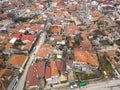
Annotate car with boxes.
[69,82,78,89]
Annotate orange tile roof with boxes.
[52,8,61,13]
[5,43,12,48]
[8,54,27,67]
[0,13,7,18]
[23,41,32,50]
[74,48,99,66]
[105,50,116,56]
[29,24,41,31]
[50,61,58,76]
[87,52,99,66]
[68,5,76,12]
[90,11,101,17]
[54,35,62,41]
[50,26,62,33]
[74,49,88,63]
[36,44,53,57]
[17,23,27,30]
[64,28,80,34]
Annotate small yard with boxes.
[3,55,9,61]
[75,72,97,80]
[99,40,110,46]
[98,53,114,78]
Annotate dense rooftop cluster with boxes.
[0,0,120,90]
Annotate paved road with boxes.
[14,32,46,90]
[77,79,120,90]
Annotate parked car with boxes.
[69,82,78,89]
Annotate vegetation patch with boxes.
[99,40,110,46]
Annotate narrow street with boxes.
[78,79,120,90]
[14,32,46,90]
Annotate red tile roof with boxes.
[21,34,36,42]
[26,65,38,86]
[37,61,45,77]
[55,60,66,72]
[26,61,45,86]
[45,66,51,79]
[13,32,22,38]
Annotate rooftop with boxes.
[21,34,36,42]
[74,48,99,66]
[50,26,62,33]
[26,61,45,86]
[8,54,28,67]
[36,44,53,57]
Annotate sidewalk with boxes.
[45,82,69,90]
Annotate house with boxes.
[21,34,36,43]
[29,24,42,34]
[105,50,116,57]
[8,54,28,72]
[73,48,99,69]
[45,66,52,85]
[67,5,77,13]
[50,61,59,84]
[50,26,62,34]
[36,44,53,59]
[0,68,14,90]
[21,34,36,52]
[90,11,101,21]
[13,31,22,38]
[26,61,45,89]
[22,41,33,52]
[55,60,66,72]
